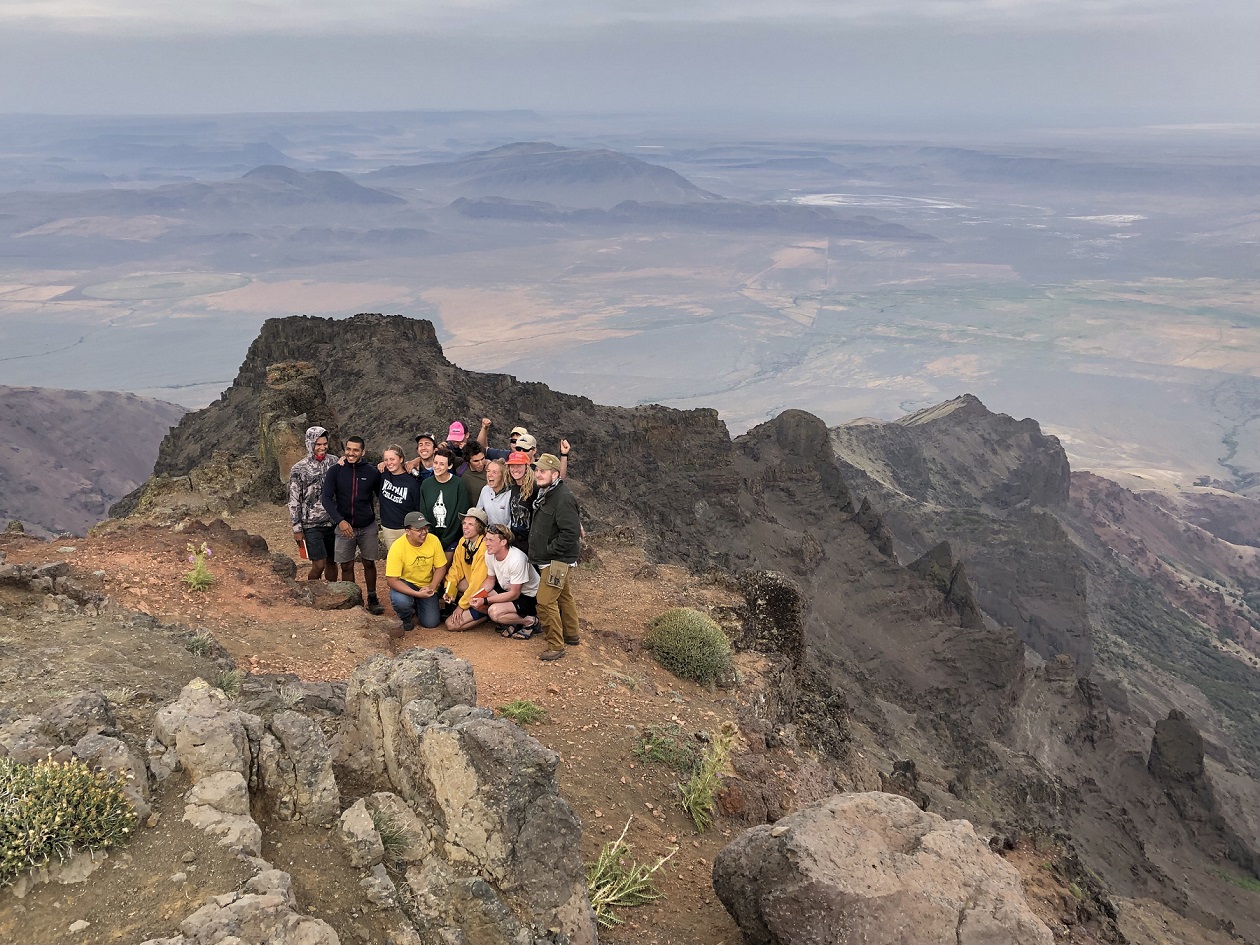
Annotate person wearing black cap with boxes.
[385,511,448,631]
[403,432,437,480]
[528,453,582,661]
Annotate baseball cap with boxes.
[462,507,488,525]
[535,453,562,472]
[448,421,466,440]
[505,451,532,466]
[415,432,435,444]
[510,426,529,437]
[514,433,537,450]
[403,511,430,528]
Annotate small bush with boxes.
[498,699,545,725]
[0,756,137,882]
[215,669,243,699]
[643,608,732,686]
[183,542,215,592]
[186,630,215,657]
[371,808,410,867]
[586,818,675,928]
[634,724,697,772]
[679,723,735,832]
[1215,868,1260,893]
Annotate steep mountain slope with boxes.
[121,313,1260,941]
[0,385,186,535]
[831,396,1260,769]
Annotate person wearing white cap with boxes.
[478,417,530,460]
[443,508,490,632]
[477,417,570,478]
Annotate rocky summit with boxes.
[4,311,1260,945]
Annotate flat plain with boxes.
[0,114,1257,494]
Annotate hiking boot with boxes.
[400,618,414,633]
[366,596,384,616]
[538,648,566,662]
[563,636,581,647]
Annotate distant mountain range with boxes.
[368,141,721,208]
[4,165,402,221]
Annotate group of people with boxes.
[288,419,581,661]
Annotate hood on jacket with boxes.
[305,426,329,460]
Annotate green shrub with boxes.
[371,808,410,867]
[1,756,137,883]
[215,669,243,699]
[498,699,545,725]
[643,608,732,685]
[679,723,735,832]
[586,818,675,928]
[634,723,697,772]
[183,542,215,592]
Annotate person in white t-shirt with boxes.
[478,523,541,639]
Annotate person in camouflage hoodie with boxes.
[289,426,338,581]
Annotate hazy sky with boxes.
[1,0,1257,127]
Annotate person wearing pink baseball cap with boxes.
[443,420,472,466]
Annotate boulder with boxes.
[339,798,385,868]
[139,869,337,945]
[305,580,363,610]
[256,710,340,826]
[333,649,476,780]
[713,791,1054,945]
[183,771,262,856]
[335,649,597,945]
[73,733,152,822]
[366,792,433,864]
[150,680,254,782]
[0,691,118,764]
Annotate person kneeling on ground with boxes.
[443,508,489,632]
[478,524,541,639]
[385,512,448,632]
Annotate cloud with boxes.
[4,0,1255,36]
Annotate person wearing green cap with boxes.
[528,452,582,661]
[385,511,448,632]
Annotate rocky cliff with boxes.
[118,312,1260,942]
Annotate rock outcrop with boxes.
[712,791,1054,945]
[333,649,598,945]
[149,678,341,850]
[830,395,1092,672]
[0,690,152,821]
[139,868,338,945]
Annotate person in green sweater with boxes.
[420,447,470,553]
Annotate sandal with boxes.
[497,624,513,638]
[508,618,538,640]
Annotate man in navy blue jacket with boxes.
[321,435,384,614]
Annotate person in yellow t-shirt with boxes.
[385,512,448,631]
[443,508,489,633]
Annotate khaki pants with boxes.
[379,527,406,559]
[535,565,580,650]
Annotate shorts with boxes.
[379,526,406,558]
[334,524,381,564]
[511,594,537,618]
[303,525,337,562]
